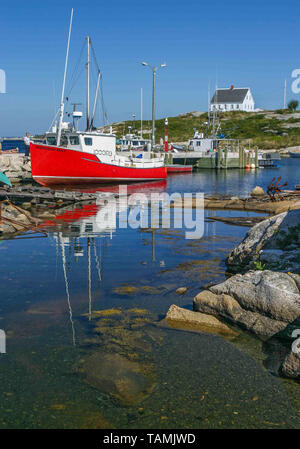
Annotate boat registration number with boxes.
[94,149,113,157]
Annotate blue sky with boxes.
[0,0,299,136]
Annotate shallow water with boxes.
[0,161,300,429]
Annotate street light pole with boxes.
[141,62,166,150]
[152,67,156,148]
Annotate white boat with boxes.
[118,133,151,151]
[188,131,217,152]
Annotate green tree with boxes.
[288,100,299,111]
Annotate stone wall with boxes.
[0,154,32,182]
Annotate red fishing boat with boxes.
[166,164,193,174]
[30,11,166,187]
[30,135,166,186]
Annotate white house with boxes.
[210,85,255,112]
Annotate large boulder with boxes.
[164,304,236,336]
[194,290,287,338]
[194,270,300,338]
[226,210,300,273]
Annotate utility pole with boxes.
[151,67,156,148]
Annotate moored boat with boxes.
[289,152,300,158]
[166,164,193,173]
[30,11,166,187]
[30,135,166,186]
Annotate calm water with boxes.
[166,158,299,196]
[0,159,299,429]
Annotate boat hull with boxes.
[30,143,167,186]
[166,164,193,173]
[289,152,300,158]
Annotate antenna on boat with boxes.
[57,8,73,147]
[86,36,91,131]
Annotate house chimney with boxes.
[230,85,234,90]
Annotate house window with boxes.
[231,104,234,109]
[84,137,93,146]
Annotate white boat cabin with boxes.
[45,131,116,155]
[188,131,217,152]
[43,131,164,168]
[119,133,150,151]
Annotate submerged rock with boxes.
[78,352,155,405]
[164,304,237,336]
[113,285,139,295]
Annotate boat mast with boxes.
[57,8,73,146]
[90,69,101,129]
[140,87,143,138]
[86,36,91,131]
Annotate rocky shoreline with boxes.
[0,154,32,183]
[166,207,300,380]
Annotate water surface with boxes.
[0,161,300,429]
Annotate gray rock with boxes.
[227,210,300,273]
[194,270,300,339]
[226,212,287,271]
[281,351,300,379]
[194,289,288,338]
[209,270,300,323]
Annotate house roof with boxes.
[211,88,249,104]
